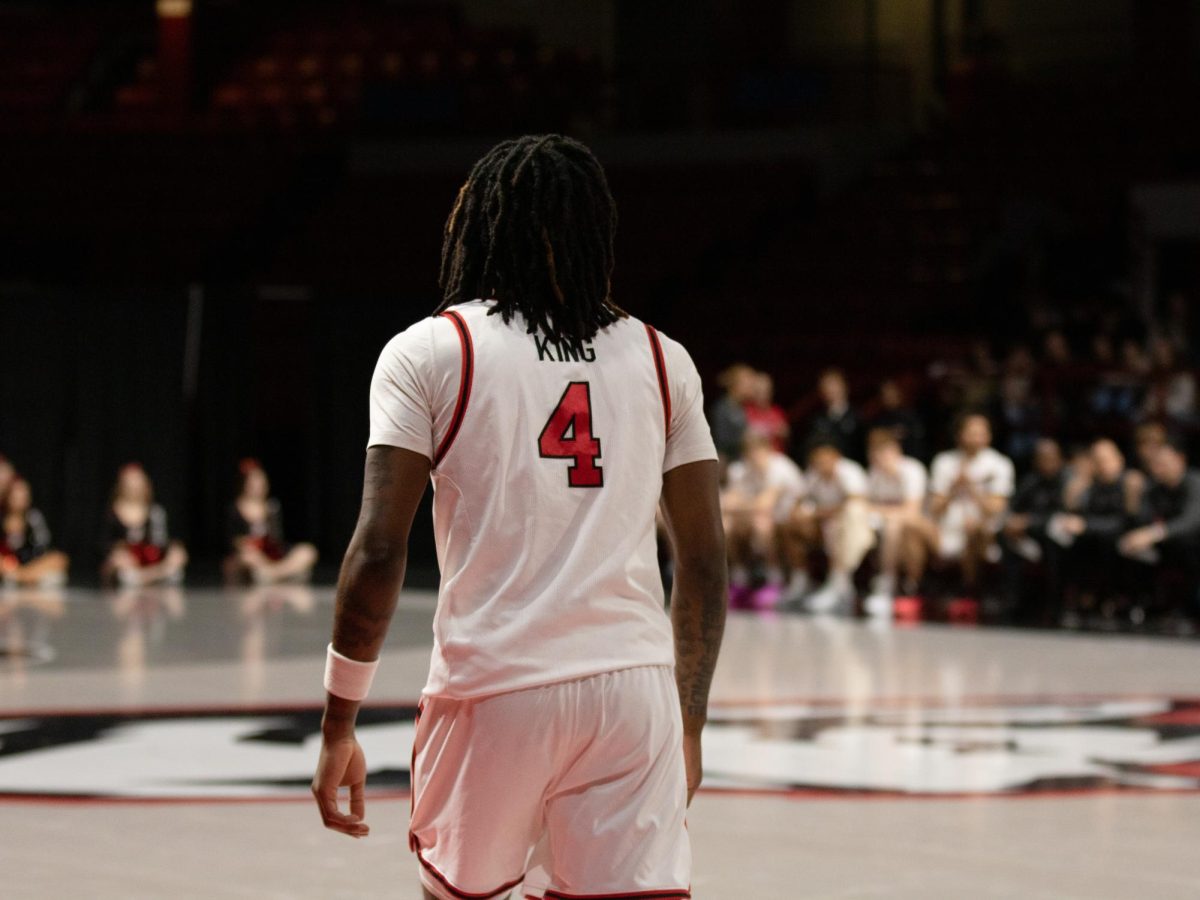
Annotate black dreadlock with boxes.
[435,134,625,348]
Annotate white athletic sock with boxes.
[872,572,896,595]
[829,570,852,593]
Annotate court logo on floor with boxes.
[1,697,1199,800]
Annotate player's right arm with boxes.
[660,458,727,806]
[313,445,430,838]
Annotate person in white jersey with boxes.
[901,413,1014,599]
[863,428,928,617]
[783,440,872,613]
[311,135,727,900]
[721,431,806,607]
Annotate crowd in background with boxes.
[0,456,317,589]
[710,298,1200,634]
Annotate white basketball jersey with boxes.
[368,299,717,699]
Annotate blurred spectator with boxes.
[1133,421,1169,474]
[804,368,861,461]
[1142,336,1196,428]
[1041,329,1073,369]
[1049,439,1144,624]
[721,433,805,608]
[709,363,756,465]
[224,459,318,584]
[995,366,1042,471]
[783,441,872,612]
[1,477,69,587]
[1162,291,1194,362]
[743,371,789,452]
[0,455,13,507]
[867,378,926,461]
[1001,438,1065,618]
[1090,339,1147,423]
[1120,439,1200,623]
[863,429,927,617]
[902,413,1015,599]
[102,463,188,586]
[960,340,1000,411]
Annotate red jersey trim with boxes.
[434,310,474,466]
[416,848,524,899]
[644,324,671,438]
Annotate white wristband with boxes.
[323,643,380,701]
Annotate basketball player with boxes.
[312,135,727,900]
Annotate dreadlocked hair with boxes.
[435,134,625,350]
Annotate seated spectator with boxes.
[0,477,69,587]
[863,429,928,616]
[1000,438,1066,621]
[1143,337,1197,428]
[721,433,805,608]
[101,463,188,586]
[901,413,1015,601]
[868,378,926,461]
[1119,438,1200,624]
[224,459,318,584]
[709,363,756,466]
[804,368,861,461]
[1005,438,1066,556]
[0,455,13,506]
[1047,438,1144,624]
[743,371,789,452]
[783,441,872,613]
[1133,420,1169,474]
[995,368,1042,472]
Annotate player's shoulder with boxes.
[378,306,474,364]
[901,455,928,474]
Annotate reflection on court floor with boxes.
[3,586,1200,898]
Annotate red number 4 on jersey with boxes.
[538,382,603,488]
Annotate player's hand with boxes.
[312,734,369,838]
[683,731,703,807]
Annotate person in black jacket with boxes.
[804,368,862,462]
[1119,438,1200,622]
[1052,439,1144,621]
[1000,438,1065,621]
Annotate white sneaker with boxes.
[780,574,811,607]
[805,580,852,614]
[864,592,893,618]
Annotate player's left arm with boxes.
[313,445,430,838]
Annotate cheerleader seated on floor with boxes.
[223,458,317,585]
[1,476,69,587]
[101,463,188,587]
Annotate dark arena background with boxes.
[1,2,1200,898]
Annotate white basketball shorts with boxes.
[409,664,692,900]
